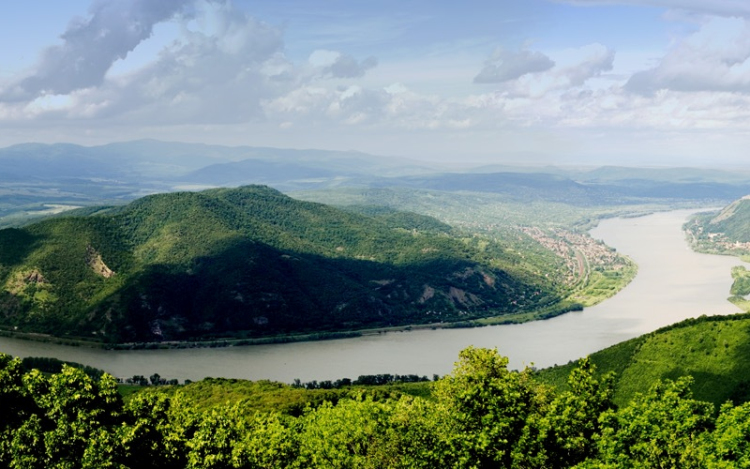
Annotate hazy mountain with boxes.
[579,166,750,184]
[0,140,438,192]
[382,170,750,205]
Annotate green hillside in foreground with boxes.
[536,313,750,407]
[8,344,750,468]
[0,185,565,343]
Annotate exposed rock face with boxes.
[449,287,483,307]
[86,245,115,278]
[419,285,436,304]
[24,270,47,284]
[6,269,48,295]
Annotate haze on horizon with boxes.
[1,0,749,169]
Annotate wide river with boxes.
[0,209,744,382]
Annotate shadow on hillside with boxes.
[725,319,750,406]
[101,238,560,343]
[0,228,41,265]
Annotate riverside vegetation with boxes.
[5,338,750,468]
[0,185,633,345]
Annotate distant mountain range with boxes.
[0,140,436,187]
[0,186,559,343]
[3,140,750,203]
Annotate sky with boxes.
[1,0,750,168]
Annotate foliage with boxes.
[20,356,106,380]
[5,347,750,467]
[591,377,713,468]
[536,313,750,407]
[432,347,541,468]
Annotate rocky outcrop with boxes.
[86,245,115,278]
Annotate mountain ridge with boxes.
[0,185,561,343]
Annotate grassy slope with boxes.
[536,313,750,407]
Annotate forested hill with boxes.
[0,185,560,343]
[537,313,750,407]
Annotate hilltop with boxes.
[0,185,568,344]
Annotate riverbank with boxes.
[0,297,611,351]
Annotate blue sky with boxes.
[1,0,750,167]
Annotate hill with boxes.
[688,196,750,243]
[684,196,750,277]
[536,313,750,407]
[0,185,566,343]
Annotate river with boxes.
[0,209,744,382]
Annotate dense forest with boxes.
[0,185,581,343]
[2,345,750,468]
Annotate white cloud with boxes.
[559,45,615,86]
[474,47,555,83]
[0,0,382,127]
[625,17,750,94]
[308,50,378,79]
[323,54,378,79]
[76,4,288,124]
[0,0,192,102]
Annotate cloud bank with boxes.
[3,0,750,166]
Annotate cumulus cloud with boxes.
[323,54,378,79]
[0,0,384,128]
[85,3,288,124]
[308,50,378,79]
[1,0,192,102]
[474,47,555,84]
[560,46,615,86]
[624,17,750,95]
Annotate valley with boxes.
[1,142,750,466]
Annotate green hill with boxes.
[536,313,750,407]
[691,196,750,241]
[0,185,565,343]
[685,196,750,267]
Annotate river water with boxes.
[0,209,743,382]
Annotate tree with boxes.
[21,366,125,468]
[295,396,393,468]
[432,347,543,468]
[705,401,750,467]
[186,404,247,469]
[513,358,615,468]
[591,377,713,468]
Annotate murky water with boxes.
[0,209,743,382]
